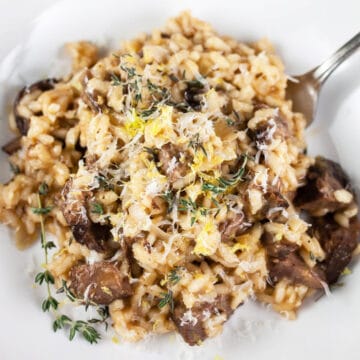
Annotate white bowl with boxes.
[0,1,359,359]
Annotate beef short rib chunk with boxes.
[295,157,353,216]
[158,143,192,182]
[249,105,291,148]
[2,136,22,155]
[260,189,289,222]
[171,294,234,346]
[13,78,58,135]
[262,231,325,288]
[219,213,250,241]
[171,302,207,346]
[60,179,114,253]
[69,261,133,305]
[183,79,208,111]
[313,215,360,284]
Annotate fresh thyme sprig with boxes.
[33,183,107,344]
[88,307,110,331]
[56,279,77,302]
[202,154,249,194]
[53,315,101,344]
[34,184,58,312]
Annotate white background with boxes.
[0,1,359,359]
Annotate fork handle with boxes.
[313,32,360,85]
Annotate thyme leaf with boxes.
[91,202,104,215]
[168,267,181,285]
[162,190,175,213]
[42,296,59,312]
[53,315,101,344]
[110,73,122,86]
[188,133,207,157]
[39,182,49,195]
[158,290,174,312]
[95,175,114,190]
[57,279,77,302]
[32,206,53,215]
[202,154,249,194]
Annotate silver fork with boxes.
[286,32,360,125]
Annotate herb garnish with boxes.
[95,175,114,190]
[53,315,101,344]
[34,184,58,312]
[226,118,235,126]
[158,290,174,312]
[110,73,122,86]
[178,198,197,226]
[139,106,158,118]
[39,182,49,195]
[162,190,176,213]
[32,206,53,215]
[202,154,249,194]
[87,307,110,331]
[91,202,104,215]
[168,267,181,285]
[57,279,77,302]
[188,133,207,157]
[33,183,107,344]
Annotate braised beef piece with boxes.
[249,106,291,148]
[183,79,209,111]
[171,294,234,346]
[2,136,22,155]
[13,78,58,135]
[295,157,353,216]
[123,237,144,278]
[219,213,250,241]
[312,216,359,284]
[171,302,207,346]
[60,179,116,253]
[158,143,192,182]
[262,231,325,288]
[261,189,289,222]
[69,261,133,305]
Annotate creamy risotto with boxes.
[1,12,359,346]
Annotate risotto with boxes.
[1,12,359,346]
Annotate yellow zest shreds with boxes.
[146,105,173,137]
[2,10,354,348]
[193,220,221,256]
[214,356,224,360]
[231,233,252,253]
[124,108,146,137]
[112,336,120,344]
